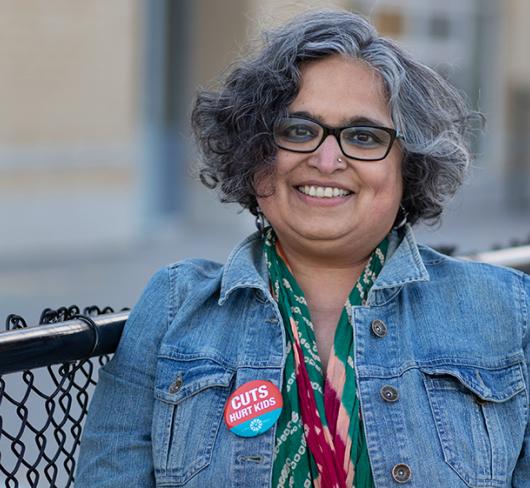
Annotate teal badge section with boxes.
[224,380,283,438]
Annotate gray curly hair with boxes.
[191,9,482,225]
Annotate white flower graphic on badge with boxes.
[250,418,263,432]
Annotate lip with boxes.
[293,180,354,193]
[292,184,354,207]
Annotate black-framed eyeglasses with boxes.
[273,115,401,162]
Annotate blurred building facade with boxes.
[0,0,529,318]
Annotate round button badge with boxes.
[224,380,283,437]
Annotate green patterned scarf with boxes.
[264,227,388,487]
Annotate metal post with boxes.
[138,0,192,234]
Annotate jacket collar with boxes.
[219,231,270,305]
[371,224,430,291]
[218,224,429,306]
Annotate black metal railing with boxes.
[466,244,530,274]
[0,306,128,488]
[0,308,128,375]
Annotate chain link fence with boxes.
[0,306,126,488]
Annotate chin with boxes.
[288,220,353,242]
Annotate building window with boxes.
[429,13,451,39]
[374,9,405,38]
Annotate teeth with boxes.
[297,185,352,198]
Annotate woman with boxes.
[76,10,530,487]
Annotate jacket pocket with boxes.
[152,355,235,486]
[421,362,527,488]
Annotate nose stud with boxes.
[337,157,344,164]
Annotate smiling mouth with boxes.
[296,185,353,198]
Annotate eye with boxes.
[274,118,321,143]
[342,127,386,148]
[279,124,318,141]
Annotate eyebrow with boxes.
[288,110,389,128]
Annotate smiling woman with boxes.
[76,9,530,488]
[257,57,402,267]
[256,57,404,373]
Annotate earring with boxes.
[394,204,408,229]
[255,207,266,238]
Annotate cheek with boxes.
[253,165,277,197]
[360,166,401,194]
[256,193,276,222]
[372,156,402,196]
[383,168,403,197]
[256,194,282,229]
[359,168,403,217]
[255,154,298,203]
[255,175,279,215]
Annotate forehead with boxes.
[290,55,391,126]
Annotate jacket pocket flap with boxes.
[421,363,525,402]
[154,357,234,405]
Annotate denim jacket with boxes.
[76,225,530,487]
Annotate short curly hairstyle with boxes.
[191,9,482,225]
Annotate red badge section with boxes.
[224,380,283,437]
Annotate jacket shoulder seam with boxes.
[521,273,530,341]
[419,245,527,278]
[167,258,222,278]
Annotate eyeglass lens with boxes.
[274,117,394,161]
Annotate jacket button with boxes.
[392,463,412,483]
[371,319,387,337]
[380,385,399,402]
[169,376,183,394]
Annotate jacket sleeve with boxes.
[513,272,530,487]
[75,266,172,487]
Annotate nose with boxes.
[307,134,346,173]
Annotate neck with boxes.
[276,236,372,315]
[275,235,374,373]
[275,228,378,277]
